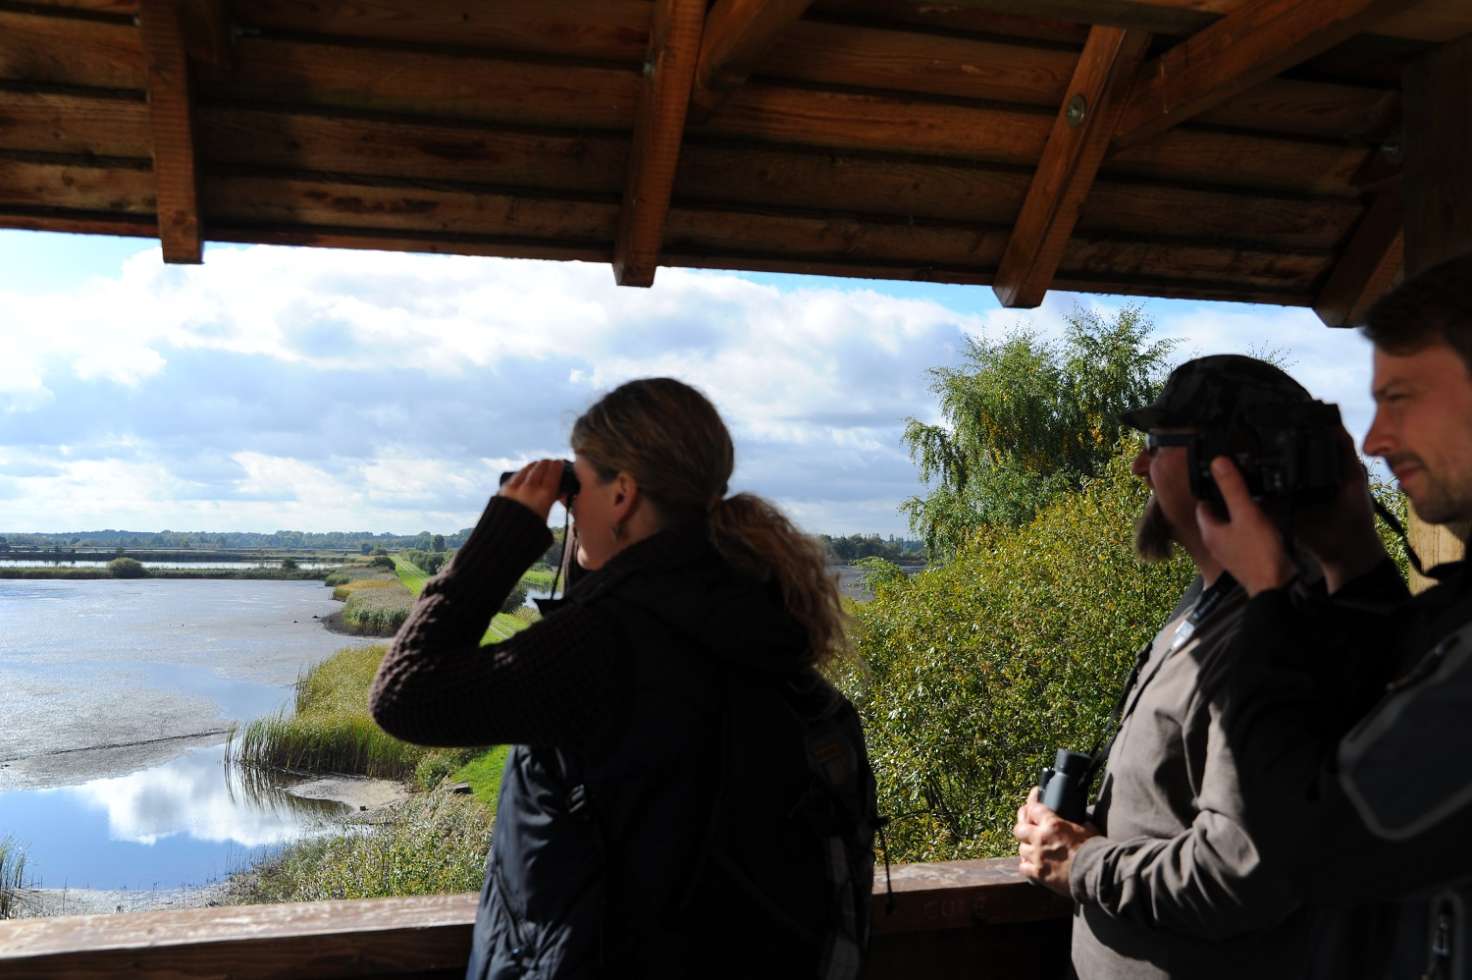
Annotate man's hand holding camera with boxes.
[1197,426,1387,596]
[1014,787,1099,896]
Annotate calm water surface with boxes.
[0,578,373,889]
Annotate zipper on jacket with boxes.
[1421,896,1458,980]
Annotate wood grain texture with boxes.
[139,0,202,262]
[995,26,1151,308]
[690,0,815,119]
[202,174,620,240]
[0,90,151,158]
[211,37,642,130]
[237,0,652,64]
[1113,0,1406,150]
[1314,189,1402,327]
[891,0,1472,45]
[0,158,154,213]
[196,107,631,192]
[614,0,705,286]
[0,9,145,90]
[696,84,1054,165]
[1403,32,1472,276]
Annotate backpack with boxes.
[678,663,879,979]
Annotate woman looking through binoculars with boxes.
[369,377,874,980]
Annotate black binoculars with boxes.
[499,462,581,499]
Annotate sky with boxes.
[0,229,1377,537]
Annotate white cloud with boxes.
[0,244,1385,535]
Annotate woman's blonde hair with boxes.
[570,378,847,665]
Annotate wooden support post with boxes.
[1314,190,1403,328]
[1401,33,1472,584]
[138,0,203,263]
[1112,0,1404,151]
[689,0,815,122]
[994,26,1150,309]
[612,0,705,288]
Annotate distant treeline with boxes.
[818,534,925,565]
[0,528,474,553]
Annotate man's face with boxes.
[1365,341,1472,526]
[1131,429,1196,559]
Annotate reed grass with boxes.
[231,790,492,904]
[329,575,398,601]
[324,566,394,587]
[340,584,413,636]
[229,645,428,779]
[0,836,29,919]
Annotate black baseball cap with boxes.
[1121,354,1313,431]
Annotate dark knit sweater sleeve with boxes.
[368,496,623,749]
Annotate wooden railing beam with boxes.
[137,0,203,263]
[612,0,705,288]
[689,0,816,122]
[1112,0,1405,152]
[994,25,1150,309]
[0,858,1071,979]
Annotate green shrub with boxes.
[843,446,1192,863]
[500,583,528,614]
[413,748,478,790]
[369,555,397,571]
[107,556,147,578]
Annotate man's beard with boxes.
[1134,494,1175,563]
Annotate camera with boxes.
[1038,748,1092,824]
[1188,400,1344,515]
[499,461,580,498]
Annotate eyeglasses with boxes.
[1144,432,1194,454]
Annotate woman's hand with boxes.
[498,459,567,522]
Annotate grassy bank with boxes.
[229,645,433,780]
[231,789,492,904]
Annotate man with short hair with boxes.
[1197,251,1472,979]
[1013,355,1385,979]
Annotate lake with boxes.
[0,579,376,892]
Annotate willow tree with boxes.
[902,305,1172,559]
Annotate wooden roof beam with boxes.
[1112,0,1406,152]
[689,0,816,122]
[138,0,204,263]
[613,0,705,288]
[1314,190,1402,327]
[995,25,1150,308]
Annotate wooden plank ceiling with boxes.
[1,0,1467,323]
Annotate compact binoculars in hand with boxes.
[499,462,581,499]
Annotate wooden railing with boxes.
[0,858,1071,979]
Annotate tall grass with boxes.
[231,790,492,904]
[0,836,29,919]
[230,646,427,779]
[341,585,412,635]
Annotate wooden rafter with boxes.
[1314,190,1402,327]
[689,0,816,122]
[138,0,202,263]
[612,0,705,288]
[994,26,1150,308]
[1112,0,1405,151]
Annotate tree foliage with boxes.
[838,447,1193,863]
[901,305,1172,558]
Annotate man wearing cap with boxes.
[1013,355,1394,979]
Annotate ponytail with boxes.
[709,493,849,667]
[572,377,848,666]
